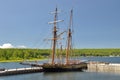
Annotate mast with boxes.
[66,9,73,65]
[51,8,57,65]
[49,8,63,65]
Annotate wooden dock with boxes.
[87,61,120,73]
[19,62,42,67]
[0,67,43,76]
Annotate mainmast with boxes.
[66,9,73,65]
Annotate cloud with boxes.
[0,43,26,48]
[0,43,13,48]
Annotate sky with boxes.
[0,0,120,49]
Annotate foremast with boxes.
[49,8,63,65]
[52,8,57,65]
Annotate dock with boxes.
[19,62,42,67]
[0,67,43,76]
[87,61,120,73]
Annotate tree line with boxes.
[73,49,120,56]
[0,49,49,61]
[0,48,120,61]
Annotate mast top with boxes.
[69,9,73,29]
[48,8,63,24]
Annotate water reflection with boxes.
[1,72,120,80]
[43,72,81,80]
[43,72,120,80]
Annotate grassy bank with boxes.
[0,58,47,63]
[0,48,120,62]
[0,48,49,62]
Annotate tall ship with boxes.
[42,8,87,72]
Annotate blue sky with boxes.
[0,0,120,48]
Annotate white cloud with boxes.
[0,43,26,48]
[0,43,14,48]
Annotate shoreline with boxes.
[1,56,120,63]
[0,58,47,63]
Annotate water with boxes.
[0,57,120,80]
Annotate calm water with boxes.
[0,57,120,80]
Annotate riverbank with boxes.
[0,48,120,59]
[0,58,47,63]
[0,48,120,63]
